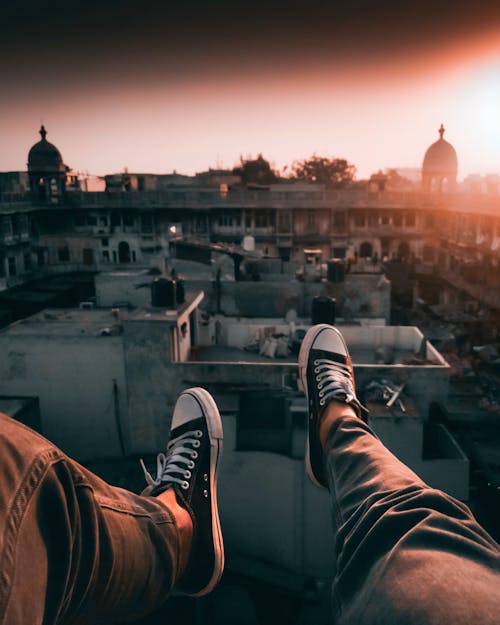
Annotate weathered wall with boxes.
[93,270,390,322]
[0,333,127,459]
[95,271,154,307]
[122,320,177,452]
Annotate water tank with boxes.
[311,296,336,325]
[151,278,176,307]
[176,279,185,304]
[327,259,345,283]
[242,235,255,252]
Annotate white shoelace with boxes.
[314,357,356,407]
[141,429,203,491]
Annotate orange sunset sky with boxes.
[1,1,500,180]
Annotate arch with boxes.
[118,241,131,263]
[398,241,410,261]
[359,241,373,258]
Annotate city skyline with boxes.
[1,1,500,180]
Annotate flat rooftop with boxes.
[0,292,204,337]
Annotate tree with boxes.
[290,155,356,187]
[233,154,278,185]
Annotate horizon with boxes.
[2,1,500,180]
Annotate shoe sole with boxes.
[298,324,350,489]
[184,387,224,597]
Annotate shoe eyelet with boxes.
[184,470,191,479]
[313,360,319,365]
[319,390,324,397]
[195,430,203,438]
[314,367,320,374]
[203,489,208,498]
[320,398,325,405]
[181,481,189,490]
[188,460,195,469]
[191,451,198,459]
[193,440,200,448]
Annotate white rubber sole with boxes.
[298,325,350,489]
[183,387,224,597]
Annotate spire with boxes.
[438,123,445,139]
[39,125,47,141]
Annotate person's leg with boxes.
[299,324,500,625]
[0,387,223,625]
[322,404,500,625]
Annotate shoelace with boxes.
[141,429,203,491]
[314,358,357,407]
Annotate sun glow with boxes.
[457,59,500,165]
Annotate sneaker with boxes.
[298,324,368,489]
[141,387,224,596]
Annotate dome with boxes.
[28,125,65,173]
[422,124,458,177]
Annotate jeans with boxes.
[0,413,182,624]
[325,416,500,624]
[1,412,499,624]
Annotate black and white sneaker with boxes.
[298,324,368,489]
[141,387,224,596]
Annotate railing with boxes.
[2,189,499,211]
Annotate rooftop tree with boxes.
[290,155,356,187]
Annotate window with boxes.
[99,216,108,227]
[82,248,94,265]
[354,214,366,227]
[101,238,109,247]
[2,218,12,237]
[111,212,121,227]
[393,214,403,227]
[102,250,110,262]
[141,214,153,233]
[57,246,70,262]
[307,212,316,229]
[334,212,346,228]
[218,215,232,227]
[87,215,97,226]
[37,250,45,267]
[11,216,21,235]
[19,215,29,234]
[24,252,32,271]
[255,213,269,228]
[278,212,291,231]
[123,213,134,227]
[8,257,16,276]
[425,214,434,228]
[381,215,390,225]
[405,212,416,227]
[245,214,252,229]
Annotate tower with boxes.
[422,124,458,192]
[27,125,67,203]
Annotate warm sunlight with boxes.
[458,60,500,163]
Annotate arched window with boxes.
[118,241,131,263]
[359,241,373,258]
[398,241,410,261]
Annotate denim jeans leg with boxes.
[324,415,500,625]
[0,413,183,625]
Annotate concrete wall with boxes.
[122,320,175,453]
[93,270,390,322]
[95,271,154,307]
[0,333,127,459]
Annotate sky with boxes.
[1,0,500,180]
